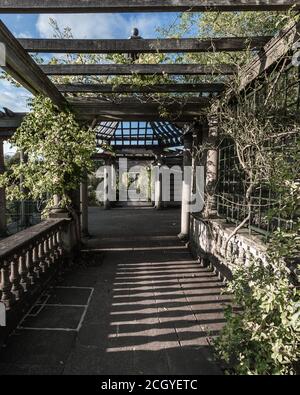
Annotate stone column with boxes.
[103,159,111,210]
[0,138,6,237]
[150,163,156,206]
[204,115,219,218]
[80,171,89,236]
[178,132,193,241]
[154,156,163,210]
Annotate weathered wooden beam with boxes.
[19,37,272,54]
[0,114,26,133]
[0,20,67,109]
[57,83,225,93]
[42,63,236,76]
[69,97,209,121]
[239,20,300,90]
[0,1,298,13]
[0,99,206,125]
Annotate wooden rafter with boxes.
[0,113,25,133]
[57,83,225,94]
[239,20,300,90]
[19,37,272,54]
[0,1,298,13]
[0,20,66,109]
[41,64,236,76]
[68,97,209,121]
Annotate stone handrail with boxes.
[189,215,268,279]
[0,218,68,310]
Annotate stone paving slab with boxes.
[0,208,226,375]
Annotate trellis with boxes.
[218,55,300,235]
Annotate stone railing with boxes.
[0,219,69,312]
[189,215,268,279]
[0,216,81,345]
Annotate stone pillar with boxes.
[204,115,219,218]
[80,171,89,236]
[0,139,6,237]
[103,160,111,210]
[150,163,156,206]
[178,132,193,241]
[154,156,163,210]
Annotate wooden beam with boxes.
[57,83,225,93]
[41,64,236,76]
[69,97,209,121]
[0,1,298,13]
[239,20,300,90]
[0,99,207,125]
[19,37,272,54]
[0,114,26,133]
[0,20,67,109]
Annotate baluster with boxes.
[0,261,14,309]
[57,229,63,257]
[26,245,35,285]
[38,239,46,273]
[245,246,252,266]
[52,232,59,261]
[220,235,226,257]
[32,242,41,279]
[19,250,29,292]
[10,255,23,300]
[43,236,51,269]
[48,232,55,265]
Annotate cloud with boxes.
[0,80,31,112]
[0,80,31,154]
[36,13,176,39]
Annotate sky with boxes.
[0,12,183,154]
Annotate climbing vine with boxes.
[0,95,96,212]
[211,53,300,375]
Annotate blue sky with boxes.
[0,12,191,154]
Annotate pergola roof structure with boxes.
[0,1,299,150]
[96,121,183,148]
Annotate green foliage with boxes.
[0,95,96,211]
[159,11,294,69]
[215,254,300,375]
[213,62,300,375]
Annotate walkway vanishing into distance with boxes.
[0,208,229,375]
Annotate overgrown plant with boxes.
[0,95,96,213]
[215,251,300,375]
[212,56,300,375]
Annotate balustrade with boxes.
[0,219,68,310]
[190,215,268,278]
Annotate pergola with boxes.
[1,0,299,135]
[0,1,299,359]
[0,1,298,233]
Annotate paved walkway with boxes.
[0,208,228,375]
